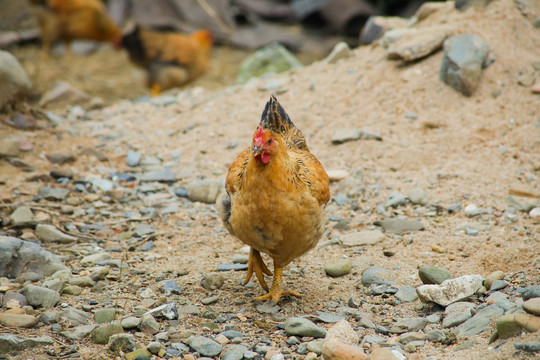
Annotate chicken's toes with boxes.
[254,289,301,304]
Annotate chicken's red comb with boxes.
[255,126,264,139]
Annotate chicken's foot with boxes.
[254,264,300,304]
[244,248,272,292]
[151,84,161,97]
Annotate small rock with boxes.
[35,224,77,244]
[0,50,32,110]
[108,333,136,353]
[521,286,540,300]
[144,302,178,320]
[385,193,408,208]
[125,348,152,360]
[45,152,76,165]
[325,259,352,277]
[395,286,418,302]
[121,316,141,329]
[217,263,248,271]
[368,346,399,360]
[321,338,366,360]
[201,273,225,290]
[323,42,351,64]
[453,304,503,338]
[62,308,92,326]
[60,324,99,340]
[0,312,38,328]
[21,285,60,308]
[484,271,505,290]
[523,298,540,316]
[514,342,540,353]
[147,341,164,354]
[418,265,452,285]
[326,169,349,181]
[424,329,447,343]
[374,218,424,234]
[39,311,60,325]
[0,335,54,353]
[325,319,358,345]
[0,138,20,157]
[91,322,123,344]
[126,151,141,167]
[188,335,222,357]
[408,187,428,205]
[389,318,428,334]
[140,168,177,183]
[187,179,223,203]
[39,81,89,107]
[38,186,70,201]
[387,26,455,62]
[361,266,391,287]
[416,274,483,306]
[440,34,490,96]
[442,302,475,328]
[160,280,183,295]
[81,252,111,266]
[490,280,508,291]
[331,129,382,144]
[9,206,34,226]
[221,345,247,360]
[94,308,116,324]
[140,314,160,335]
[284,317,327,338]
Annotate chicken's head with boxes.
[252,126,278,164]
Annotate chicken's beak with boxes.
[252,145,262,155]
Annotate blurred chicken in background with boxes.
[120,26,213,95]
[30,0,121,56]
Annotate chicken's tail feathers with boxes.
[260,95,309,151]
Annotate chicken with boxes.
[120,26,213,95]
[31,0,121,55]
[217,95,330,303]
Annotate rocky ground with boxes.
[1,0,540,359]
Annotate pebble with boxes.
[45,152,76,165]
[442,302,475,328]
[424,329,447,343]
[217,263,248,271]
[121,316,141,329]
[490,280,508,291]
[221,330,243,340]
[523,298,540,316]
[140,315,160,335]
[416,274,483,306]
[94,308,116,324]
[201,273,225,290]
[221,345,247,360]
[9,206,34,226]
[127,151,141,167]
[177,305,200,315]
[160,280,183,295]
[39,311,61,324]
[326,169,349,181]
[341,230,385,247]
[496,313,540,339]
[316,311,344,323]
[38,186,70,201]
[0,312,39,328]
[361,266,392,287]
[188,335,222,357]
[60,324,99,340]
[81,252,111,265]
[331,129,382,144]
[321,338,366,360]
[385,193,408,209]
[418,265,453,285]
[324,259,352,277]
[389,317,428,334]
[147,341,164,354]
[21,285,60,309]
[387,25,454,62]
[484,270,505,290]
[521,285,540,300]
[374,218,425,234]
[514,342,540,352]
[368,346,399,360]
[133,224,154,237]
[125,348,152,360]
[323,42,351,64]
[232,254,249,264]
[464,204,489,217]
[91,178,114,192]
[91,322,124,344]
[395,286,418,302]
[202,295,220,305]
[284,317,327,338]
[62,307,92,326]
[453,304,503,338]
[108,333,136,353]
[186,179,224,203]
[408,187,428,205]
[140,168,177,183]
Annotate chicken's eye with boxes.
[267,139,273,145]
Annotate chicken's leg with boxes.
[244,248,272,291]
[151,84,161,97]
[254,264,300,304]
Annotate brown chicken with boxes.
[31,0,121,55]
[120,26,213,95]
[217,95,330,303]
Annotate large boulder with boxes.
[0,51,31,110]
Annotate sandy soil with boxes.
[1,0,539,359]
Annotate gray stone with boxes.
[455,0,495,11]
[0,335,53,354]
[395,286,418,302]
[108,333,136,353]
[177,304,200,315]
[140,314,160,335]
[331,129,382,144]
[160,280,183,295]
[416,274,483,306]
[21,285,60,308]
[340,230,385,247]
[387,26,455,62]
[201,273,225,290]
[147,341,164,354]
[68,276,94,287]
[81,252,111,266]
[45,152,76,165]
[521,286,540,300]
[94,308,116,324]
[38,186,70,201]
[60,324,99,340]
[121,316,140,329]
[187,179,223,203]
[127,151,141,167]
[418,265,452,285]
[0,50,31,110]
[324,259,352,277]
[39,81,89,107]
[144,302,178,320]
[39,311,61,325]
[217,263,248,271]
[0,236,66,281]
[484,270,505,290]
[424,329,447,343]
[188,335,223,357]
[325,319,358,345]
[497,313,540,339]
[440,34,490,96]
[284,317,327,338]
[323,42,351,64]
[62,308,92,327]
[0,138,20,157]
[0,313,38,328]
[221,330,243,339]
[374,218,425,234]
[236,43,303,84]
[385,193,408,208]
[221,345,247,360]
[453,304,503,337]
[514,342,540,352]
[316,311,344,323]
[490,280,508,291]
[35,224,77,244]
[91,322,123,344]
[361,266,391,287]
[140,168,177,183]
[464,204,490,217]
[426,314,442,324]
[307,339,324,354]
[442,302,475,328]
[389,317,428,334]
[9,206,34,226]
[133,224,154,237]
[399,331,424,344]
[2,291,27,308]
[363,335,387,344]
[523,298,540,316]
[91,178,113,192]
[408,187,428,205]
